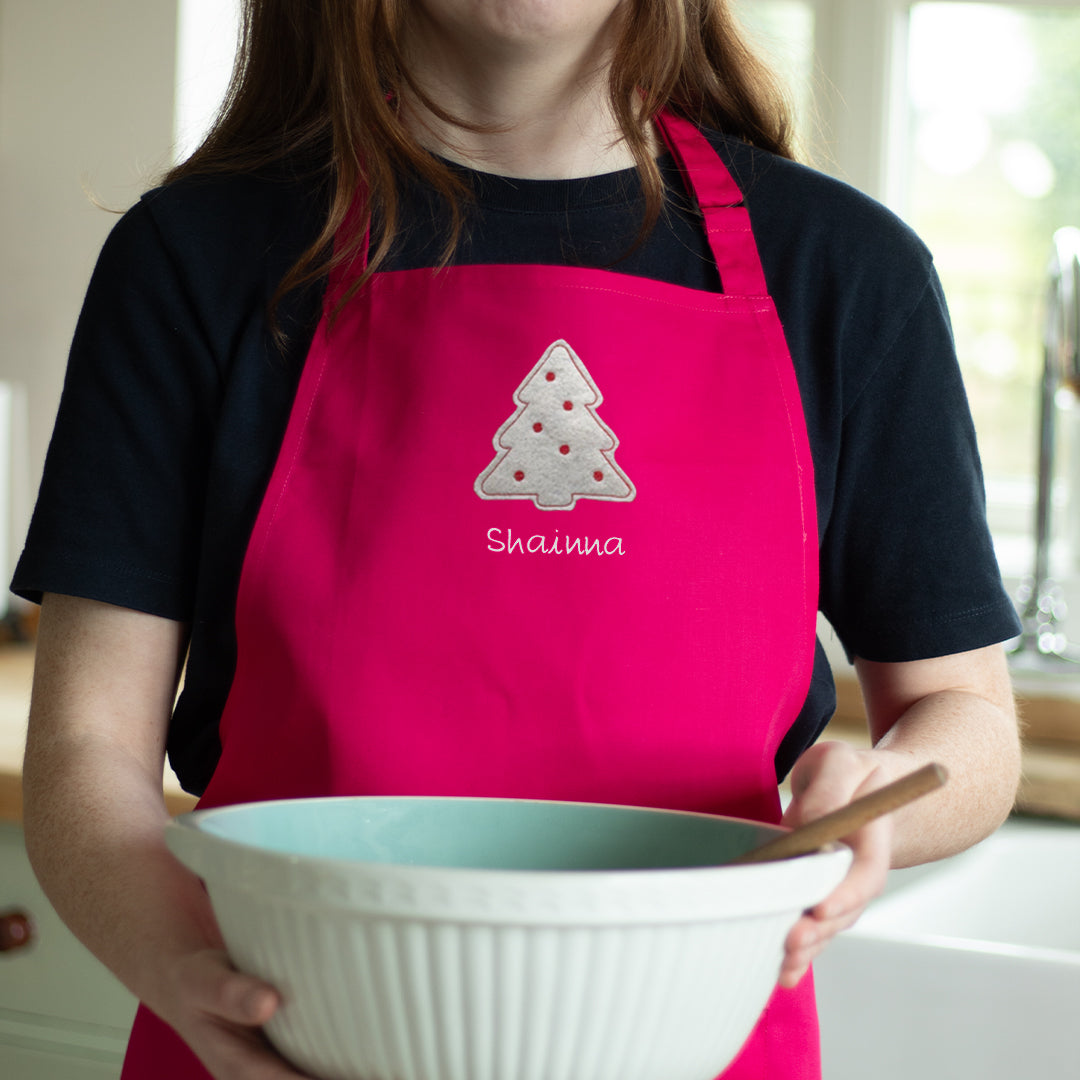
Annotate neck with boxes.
[400,6,656,179]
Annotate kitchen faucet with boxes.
[1010,226,1080,668]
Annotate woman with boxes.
[17,1,1021,1078]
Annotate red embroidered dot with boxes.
[559,445,570,455]
[594,471,604,481]
[514,470,525,482]
[545,372,556,382]
[533,422,543,432]
[563,400,573,411]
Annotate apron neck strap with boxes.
[654,109,769,296]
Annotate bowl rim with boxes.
[165,795,854,924]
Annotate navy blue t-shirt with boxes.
[12,131,1021,794]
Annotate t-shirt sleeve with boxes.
[12,200,222,619]
[819,266,1021,662]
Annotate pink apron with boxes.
[125,111,821,1079]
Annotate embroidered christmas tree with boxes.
[475,339,635,510]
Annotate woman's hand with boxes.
[161,949,314,1079]
[777,740,893,988]
[776,644,1021,989]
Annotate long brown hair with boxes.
[165,0,795,337]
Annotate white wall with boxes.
[0,0,179,498]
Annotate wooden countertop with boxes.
[2,644,1079,823]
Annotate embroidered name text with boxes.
[486,527,626,556]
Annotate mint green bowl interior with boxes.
[188,796,781,871]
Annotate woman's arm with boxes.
[22,593,309,1079]
[855,643,1021,863]
[778,643,1020,987]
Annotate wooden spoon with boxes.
[731,762,948,865]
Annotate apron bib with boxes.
[125,111,821,1080]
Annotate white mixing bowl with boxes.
[165,796,851,1080]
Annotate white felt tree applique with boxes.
[475,339,636,510]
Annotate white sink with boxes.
[813,818,1080,1080]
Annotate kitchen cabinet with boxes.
[0,822,136,1079]
[815,817,1079,1079]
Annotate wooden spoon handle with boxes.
[732,762,949,865]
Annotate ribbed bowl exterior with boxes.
[211,886,791,1080]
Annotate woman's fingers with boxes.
[175,949,281,1025]
[778,819,891,987]
[810,812,892,920]
[777,742,898,987]
[167,949,314,1078]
